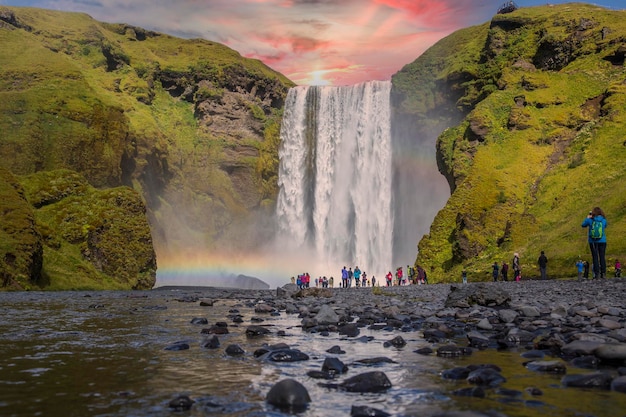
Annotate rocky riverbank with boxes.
[164,278,626,416]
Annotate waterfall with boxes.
[276,81,393,279]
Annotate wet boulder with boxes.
[164,341,190,351]
[322,357,348,375]
[383,336,406,348]
[262,349,310,362]
[245,325,271,337]
[225,344,245,356]
[561,372,613,389]
[340,371,392,393]
[466,368,506,387]
[525,360,567,374]
[201,335,220,349]
[610,375,626,393]
[266,379,311,412]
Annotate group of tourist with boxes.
[473,206,614,283]
[291,208,614,287]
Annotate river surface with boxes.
[1,289,625,417]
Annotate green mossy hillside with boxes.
[393,4,626,282]
[0,168,156,291]
[0,6,294,276]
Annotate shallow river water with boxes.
[0,289,625,417]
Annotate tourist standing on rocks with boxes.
[492,262,500,282]
[538,251,548,280]
[501,261,509,281]
[354,266,361,287]
[385,271,392,286]
[341,267,348,288]
[582,207,608,279]
[348,268,353,287]
[614,260,621,277]
[576,258,584,281]
[461,270,467,284]
[371,275,376,287]
[329,276,334,288]
[583,260,590,279]
[513,253,521,281]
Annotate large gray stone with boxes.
[594,343,626,361]
[445,284,511,308]
[315,304,340,325]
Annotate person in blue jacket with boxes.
[582,207,608,279]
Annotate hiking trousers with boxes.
[589,241,607,278]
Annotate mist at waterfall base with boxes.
[155,80,449,289]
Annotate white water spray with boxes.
[276,81,393,279]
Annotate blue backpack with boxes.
[590,219,603,240]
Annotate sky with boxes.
[1,0,624,85]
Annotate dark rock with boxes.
[199,299,214,306]
[353,357,396,365]
[384,336,406,348]
[442,367,471,380]
[263,349,310,362]
[168,395,195,411]
[225,344,245,356]
[437,345,472,357]
[164,341,190,351]
[266,379,311,412]
[467,331,491,348]
[466,368,506,387]
[339,323,360,337]
[520,350,545,359]
[326,345,346,354]
[322,357,348,375]
[570,355,599,369]
[340,371,392,393]
[525,360,567,374]
[201,324,229,335]
[414,347,434,355]
[561,372,613,389]
[307,370,335,380]
[245,325,270,337]
[190,317,208,325]
[201,335,220,349]
[610,375,626,393]
[351,405,392,417]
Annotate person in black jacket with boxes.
[538,251,548,280]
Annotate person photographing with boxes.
[582,207,608,279]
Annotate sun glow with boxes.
[307,69,332,86]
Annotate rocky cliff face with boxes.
[392,4,626,281]
[0,7,294,289]
[0,168,43,290]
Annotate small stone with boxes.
[525,360,567,374]
[225,344,245,356]
[168,395,194,411]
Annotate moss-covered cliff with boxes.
[0,6,294,289]
[393,3,626,282]
[1,168,155,290]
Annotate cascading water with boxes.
[276,81,393,279]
